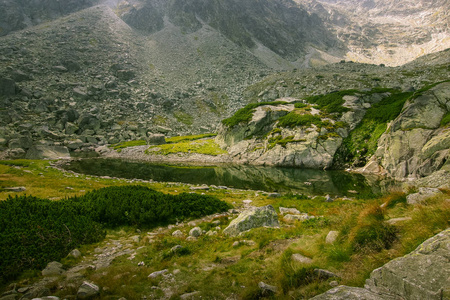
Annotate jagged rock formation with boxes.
[223,205,279,236]
[311,228,450,300]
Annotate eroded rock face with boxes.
[362,82,450,181]
[311,228,450,300]
[223,205,279,236]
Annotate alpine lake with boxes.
[63,158,401,198]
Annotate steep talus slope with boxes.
[297,0,450,66]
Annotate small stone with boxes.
[325,194,333,202]
[258,281,277,295]
[283,213,312,222]
[172,230,185,237]
[68,249,82,259]
[171,245,183,253]
[325,231,339,244]
[242,199,253,206]
[138,261,145,266]
[291,253,313,264]
[180,291,200,299]
[4,186,26,192]
[314,269,339,279]
[189,227,202,237]
[148,269,168,278]
[329,280,339,287]
[279,207,301,215]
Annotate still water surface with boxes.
[64,158,399,197]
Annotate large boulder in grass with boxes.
[223,205,279,236]
[311,228,450,300]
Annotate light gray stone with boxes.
[172,230,185,238]
[283,213,313,222]
[291,253,313,264]
[42,261,64,277]
[325,231,339,244]
[148,269,168,278]
[76,281,99,299]
[258,281,277,295]
[189,227,202,237]
[68,249,82,259]
[223,205,279,236]
[279,207,301,215]
[406,187,443,205]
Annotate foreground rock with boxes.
[223,205,279,236]
[311,228,450,300]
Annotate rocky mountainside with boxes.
[297,0,450,66]
[0,0,100,36]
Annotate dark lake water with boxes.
[63,158,399,197]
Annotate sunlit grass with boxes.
[146,138,227,156]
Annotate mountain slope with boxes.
[297,0,450,66]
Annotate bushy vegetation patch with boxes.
[277,112,323,128]
[0,186,230,283]
[305,90,357,114]
[441,112,450,127]
[69,186,231,228]
[0,195,105,282]
[222,101,288,127]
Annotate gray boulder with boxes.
[25,145,70,159]
[77,281,100,299]
[223,205,279,236]
[311,229,450,300]
[42,261,65,277]
[189,227,202,237]
[406,187,443,205]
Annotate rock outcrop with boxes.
[223,205,279,236]
[311,228,450,300]
[359,82,450,183]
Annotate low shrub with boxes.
[277,112,323,128]
[305,90,357,114]
[0,196,105,282]
[222,101,287,127]
[0,186,231,283]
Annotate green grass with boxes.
[277,112,323,128]
[165,133,217,143]
[146,139,227,156]
[441,112,450,127]
[305,90,357,114]
[222,101,288,127]
[109,140,147,152]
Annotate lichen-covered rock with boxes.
[189,227,202,237]
[77,281,100,299]
[368,82,450,180]
[42,261,65,277]
[406,187,443,205]
[148,133,166,145]
[223,205,279,236]
[311,229,450,300]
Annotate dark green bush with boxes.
[68,185,232,228]
[0,186,231,283]
[306,90,357,114]
[222,101,287,127]
[0,196,105,282]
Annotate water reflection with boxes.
[63,158,399,197]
